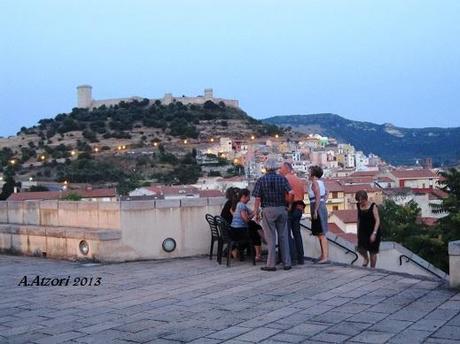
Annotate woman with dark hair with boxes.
[220,187,240,224]
[229,188,263,261]
[355,190,381,268]
[308,165,329,264]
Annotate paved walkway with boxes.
[0,255,459,344]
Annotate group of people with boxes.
[220,159,382,271]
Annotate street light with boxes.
[210,138,214,143]
[251,135,255,140]
[10,159,16,165]
[275,134,279,138]
[183,139,188,144]
[94,147,99,153]
[70,150,76,156]
[40,155,46,161]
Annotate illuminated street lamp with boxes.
[153,142,158,147]
[70,150,76,156]
[233,158,239,164]
[29,177,33,181]
[10,159,16,165]
[94,147,99,153]
[40,155,46,161]
[210,138,214,143]
[275,134,279,138]
[251,135,255,140]
[122,145,126,149]
[183,139,188,144]
[117,145,122,151]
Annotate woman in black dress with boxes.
[355,190,381,268]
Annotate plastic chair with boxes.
[215,216,256,267]
[205,213,221,261]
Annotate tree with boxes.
[62,192,82,201]
[432,168,460,257]
[0,166,20,200]
[380,199,448,272]
[117,173,142,195]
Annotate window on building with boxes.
[331,192,338,198]
[333,206,339,211]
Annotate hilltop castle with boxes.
[76,85,239,109]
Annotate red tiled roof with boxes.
[198,190,224,198]
[7,191,63,201]
[342,184,380,194]
[412,188,448,200]
[350,171,379,177]
[327,223,358,244]
[331,209,358,223]
[7,188,117,201]
[390,169,437,179]
[324,179,344,192]
[376,177,394,183]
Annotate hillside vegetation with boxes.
[0,100,282,188]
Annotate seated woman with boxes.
[230,189,262,261]
[221,187,240,224]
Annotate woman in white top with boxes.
[308,165,329,264]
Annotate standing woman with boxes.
[355,190,381,268]
[308,166,329,264]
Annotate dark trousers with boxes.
[288,208,304,263]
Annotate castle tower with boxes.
[163,93,173,105]
[204,88,213,100]
[77,85,93,108]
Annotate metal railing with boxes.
[399,254,445,280]
[300,222,359,265]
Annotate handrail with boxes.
[399,254,445,280]
[300,222,359,265]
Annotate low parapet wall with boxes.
[0,198,226,262]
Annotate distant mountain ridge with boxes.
[263,113,460,166]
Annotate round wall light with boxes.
[162,238,177,253]
[79,240,89,255]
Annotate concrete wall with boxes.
[449,241,460,288]
[0,198,226,262]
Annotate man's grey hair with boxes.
[264,159,280,171]
[283,162,293,172]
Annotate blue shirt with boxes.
[231,202,250,229]
[252,172,292,208]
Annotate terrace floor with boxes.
[0,255,459,344]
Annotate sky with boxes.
[1,0,459,137]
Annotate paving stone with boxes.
[346,311,389,324]
[324,321,371,336]
[207,326,252,340]
[163,328,216,342]
[432,325,460,340]
[387,329,432,343]
[409,319,447,332]
[285,322,330,336]
[350,330,395,343]
[369,319,412,333]
[310,332,351,343]
[266,332,308,343]
[233,327,280,342]
[34,331,87,344]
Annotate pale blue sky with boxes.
[1,0,459,137]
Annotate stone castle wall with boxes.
[77,85,239,109]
